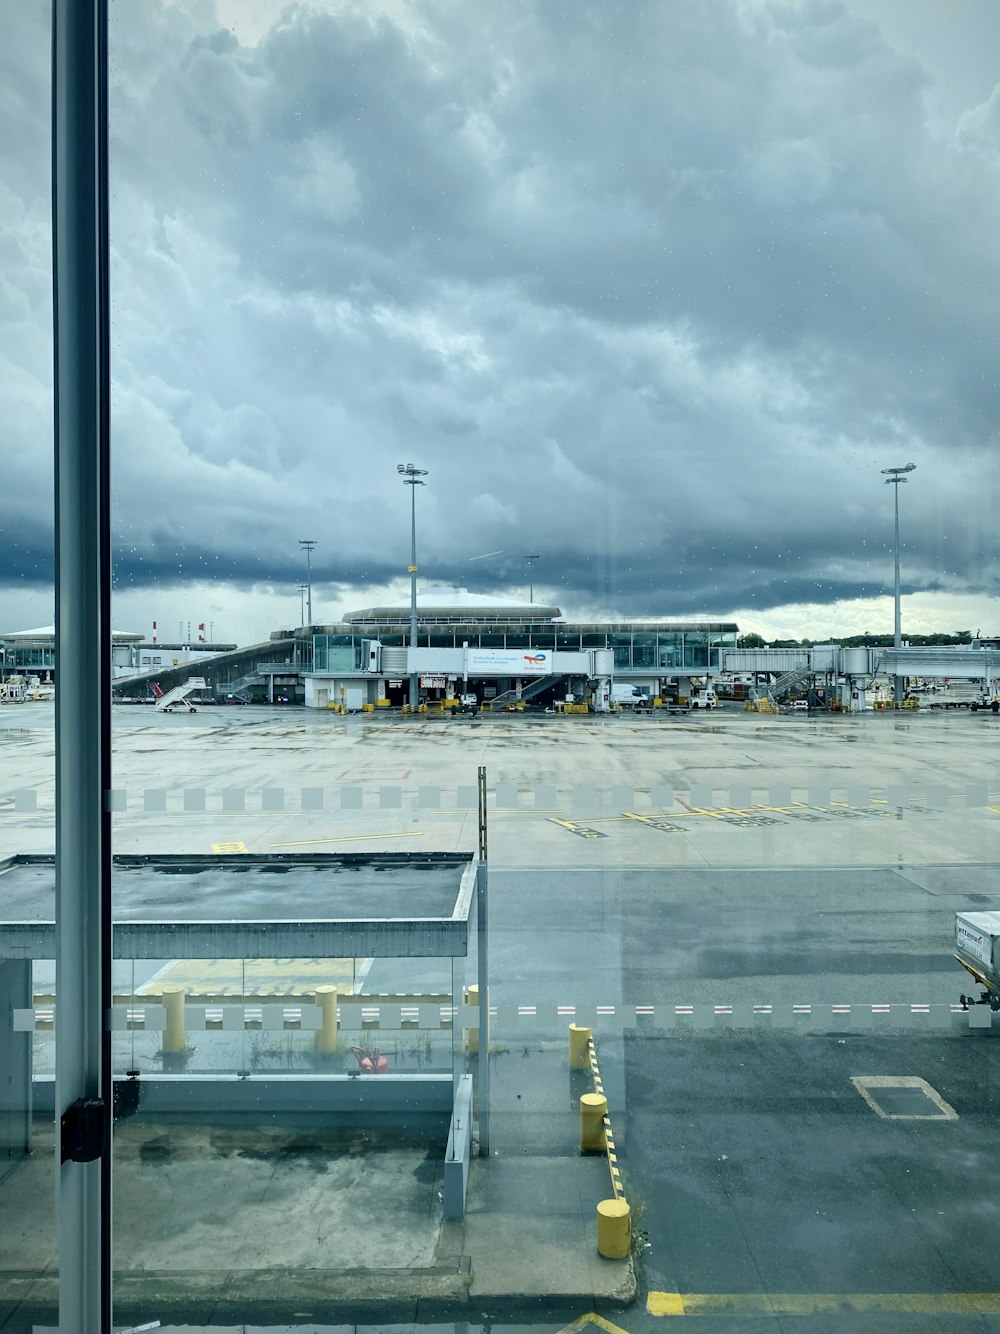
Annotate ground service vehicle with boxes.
[955,911,1000,1010]
[688,689,718,710]
[610,684,652,710]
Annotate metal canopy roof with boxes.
[0,852,477,960]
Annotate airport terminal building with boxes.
[302,589,739,710]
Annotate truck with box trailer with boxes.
[955,911,1000,1010]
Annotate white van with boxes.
[610,684,652,710]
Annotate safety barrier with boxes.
[575,1027,630,1259]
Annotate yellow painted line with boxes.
[573,816,636,824]
[211,841,248,853]
[554,1314,632,1334]
[490,808,562,815]
[136,957,361,996]
[547,818,608,839]
[647,1292,1000,1316]
[434,808,562,814]
[270,831,424,847]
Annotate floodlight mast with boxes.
[398,464,429,708]
[524,553,541,603]
[298,540,317,625]
[880,463,916,706]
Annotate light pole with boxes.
[297,584,308,626]
[881,463,916,706]
[398,463,428,708]
[524,553,541,603]
[298,539,316,625]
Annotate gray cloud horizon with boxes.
[3,0,1000,636]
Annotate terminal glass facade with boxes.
[311,623,738,675]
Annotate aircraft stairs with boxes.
[487,674,566,710]
[153,677,207,713]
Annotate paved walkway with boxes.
[0,1041,634,1328]
[463,1038,635,1306]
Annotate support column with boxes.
[476,767,490,1155]
[53,0,113,1327]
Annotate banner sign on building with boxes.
[420,676,447,688]
[466,648,551,675]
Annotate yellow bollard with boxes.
[162,989,187,1055]
[464,985,478,1054]
[464,985,490,1055]
[314,986,339,1055]
[569,1024,593,1071]
[580,1092,608,1152]
[597,1198,631,1258]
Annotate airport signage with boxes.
[420,676,447,688]
[466,648,551,675]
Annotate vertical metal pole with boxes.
[52,0,112,1328]
[893,481,902,706]
[409,481,418,708]
[893,481,901,648]
[298,540,316,625]
[476,766,490,1155]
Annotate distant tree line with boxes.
[737,631,974,650]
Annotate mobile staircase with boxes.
[487,674,567,711]
[152,677,207,713]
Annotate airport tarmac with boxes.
[3,703,1000,1331]
[2,701,1000,868]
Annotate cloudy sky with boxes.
[3,0,1000,645]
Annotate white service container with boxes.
[955,911,1000,975]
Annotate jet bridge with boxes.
[714,646,875,711]
[878,646,1000,687]
[715,644,1000,712]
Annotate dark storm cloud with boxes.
[4,0,1000,623]
[0,521,54,588]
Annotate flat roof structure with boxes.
[0,852,478,960]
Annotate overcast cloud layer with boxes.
[3,0,1000,643]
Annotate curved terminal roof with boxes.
[2,625,144,643]
[345,587,562,624]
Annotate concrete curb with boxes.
[0,1255,636,1323]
